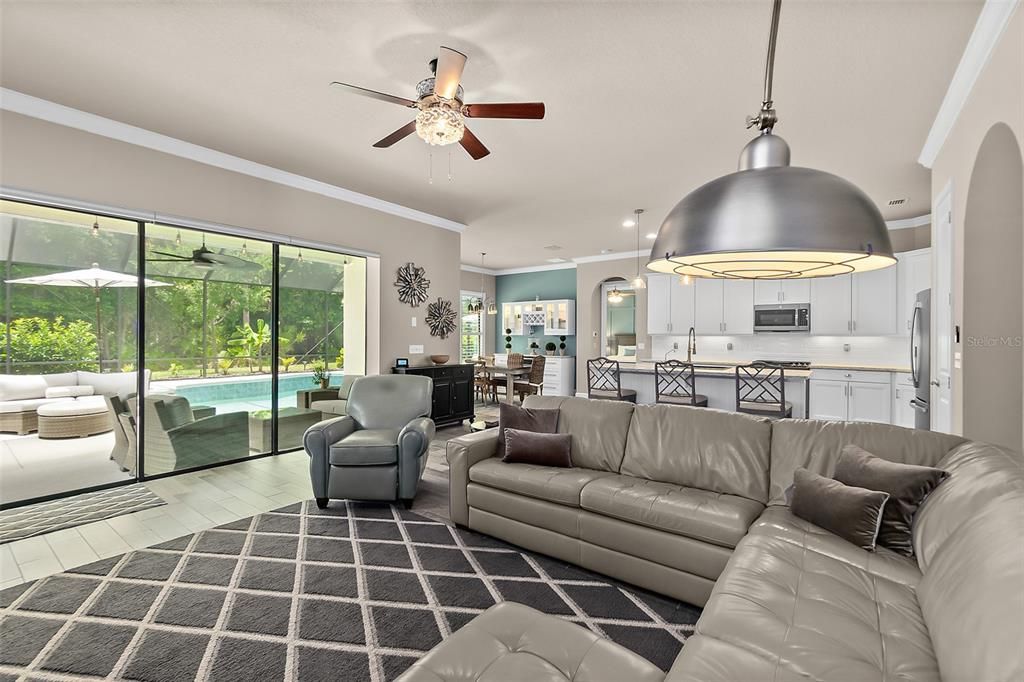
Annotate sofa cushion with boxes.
[580,474,763,548]
[502,428,572,468]
[469,458,613,508]
[0,375,48,401]
[620,404,772,502]
[310,399,347,415]
[524,395,635,473]
[37,396,108,417]
[42,372,79,388]
[768,419,965,506]
[396,602,664,682]
[790,467,890,551]
[834,444,948,555]
[496,402,559,458]
[683,524,939,682]
[329,428,400,466]
[0,397,70,414]
[77,370,147,399]
[45,385,94,399]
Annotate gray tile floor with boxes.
[0,403,499,590]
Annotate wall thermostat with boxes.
[395,358,409,368]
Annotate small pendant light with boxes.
[90,217,100,238]
[630,209,646,290]
[648,0,895,280]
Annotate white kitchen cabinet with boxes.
[695,279,753,334]
[848,381,892,423]
[810,275,852,334]
[897,249,931,336]
[647,274,694,334]
[722,280,754,334]
[503,299,575,336]
[852,267,898,335]
[809,370,892,423]
[809,380,849,421]
[543,300,576,335]
[892,373,916,428]
[755,280,810,304]
[694,279,723,334]
[540,355,575,396]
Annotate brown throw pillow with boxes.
[790,468,890,551]
[833,444,949,556]
[502,428,573,468]
[496,402,559,458]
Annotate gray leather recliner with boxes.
[304,374,435,508]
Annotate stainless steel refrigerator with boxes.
[910,289,931,430]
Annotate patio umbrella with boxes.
[5,263,170,363]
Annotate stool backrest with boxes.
[735,362,787,415]
[655,360,699,405]
[587,357,623,399]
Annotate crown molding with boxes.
[460,264,498,276]
[461,261,577,276]
[918,0,1021,168]
[0,88,467,234]
[572,249,647,264]
[886,214,931,230]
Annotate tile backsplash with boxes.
[648,334,909,368]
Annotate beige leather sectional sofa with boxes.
[442,395,1023,682]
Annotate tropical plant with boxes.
[121,363,136,373]
[1,316,98,373]
[168,362,184,377]
[311,361,329,387]
[216,351,233,375]
[281,356,297,372]
[335,348,345,368]
[227,319,288,373]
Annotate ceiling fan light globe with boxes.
[415,107,465,146]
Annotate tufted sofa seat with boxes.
[444,396,1024,681]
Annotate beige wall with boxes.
[890,224,931,252]
[459,269,496,356]
[930,6,1024,442]
[575,258,650,394]
[0,111,462,372]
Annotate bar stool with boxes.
[587,357,637,403]
[735,362,792,418]
[655,360,708,407]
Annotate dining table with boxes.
[476,362,533,405]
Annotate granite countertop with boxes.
[620,358,913,377]
[618,362,811,379]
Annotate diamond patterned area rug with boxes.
[0,500,701,681]
[0,484,166,545]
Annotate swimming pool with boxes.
[165,372,340,413]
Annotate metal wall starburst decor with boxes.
[426,297,457,339]
[394,262,430,307]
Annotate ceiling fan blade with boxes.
[146,258,191,262]
[459,126,490,160]
[200,253,260,270]
[463,102,546,119]
[150,251,190,260]
[373,121,418,148]
[433,46,467,100]
[330,81,416,108]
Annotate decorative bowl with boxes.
[429,354,450,365]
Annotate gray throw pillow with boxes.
[502,428,573,468]
[833,444,949,556]
[496,402,560,458]
[790,468,890,551]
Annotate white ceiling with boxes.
[0,1,981,270]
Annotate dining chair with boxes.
[514,355,546,402]
[735,362,792,418]
[587,357,637,403]
[473,360,490,403]
[490,352,525,402]
[655,360,708,407]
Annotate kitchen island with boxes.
[618,361,810,417]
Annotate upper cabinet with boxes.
[896,248,931,336]
[647,274,694,334]
[502,299,575,336]
[810,267,899,336]
[754,280,811,305]
[695,279,753,334]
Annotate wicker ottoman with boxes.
[37,396,113,439]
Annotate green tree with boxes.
[1,316,98,373]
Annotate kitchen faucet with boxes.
[687,326,697,363]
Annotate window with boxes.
[460,291,483,362]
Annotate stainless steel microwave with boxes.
[753,303,810,332]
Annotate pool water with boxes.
[173,373,335,414]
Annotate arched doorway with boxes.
[963,122,1023,451]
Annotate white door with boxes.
[933,184,955,433]
[753,281,781,304]
[669,277,696,333]
[897,249,931,335]
[780,280,811,303]
[810,275,852,335]
[848,381,893,423]
[809,380,848,420]
[647,274,672,334]
[852,267,898,335]
[722,280,754,334]
[694,279,724,334]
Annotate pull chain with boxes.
[428,151,433,185]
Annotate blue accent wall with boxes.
[495,268,577,355]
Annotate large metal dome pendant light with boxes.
[648,0,895,280]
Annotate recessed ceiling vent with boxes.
[543,245,563,251]
[888,198,907,206]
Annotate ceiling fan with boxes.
[148,237,259,271]
[331,46,545,160]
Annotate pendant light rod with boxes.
[748,0,782,133]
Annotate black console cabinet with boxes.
[392,364,475,427]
